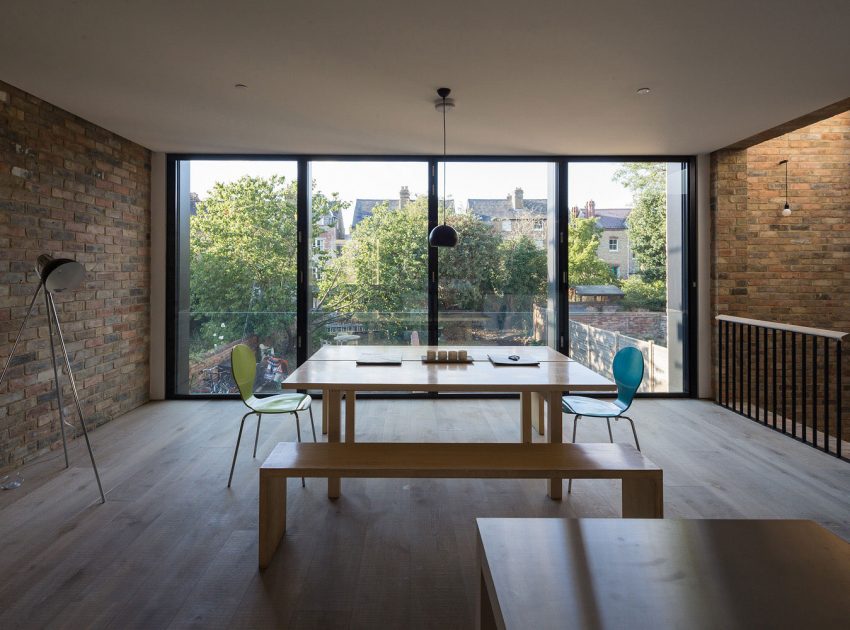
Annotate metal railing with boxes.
[716,315,847,459]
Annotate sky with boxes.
[189,160,635,230]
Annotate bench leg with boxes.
[546,391,562,500]
[327,389,342,499]
[259,473,287,569]
[621,475,663,518]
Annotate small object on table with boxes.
[488,354,540,366]
[448,350,458,362]
[437,350,448,362]
[458,350,468,361]
[355,353,402,365]
[426,350,437,361]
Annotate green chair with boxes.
[562,346,644,493]
[227,344,316,488]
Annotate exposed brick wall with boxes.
[0,81,150,472]
[570,311,667,345]
[711,110,850,442]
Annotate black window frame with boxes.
[166,154,697,399]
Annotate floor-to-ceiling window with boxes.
[567,161,689,393]
[168,157,693,396]
[307,161,429,356]
[437,162,556,347]
[171,159,298,395]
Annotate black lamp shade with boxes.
[429,224,458,248]
[36,255,85,292]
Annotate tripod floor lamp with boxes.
[0,255,105,503]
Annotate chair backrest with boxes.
[612,346,644,412]
[231,344,257,402]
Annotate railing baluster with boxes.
[802,335,808,444]
[824,340,829,453]
[763,327,769,425]
[756,325,761,421]
[772,328,778,429]
[747,325,753,419]
[732,322,737,411]
[738,323,744,415]
[791,332,797,438]
[717,317,722,406]
[725,320,730,408]
[781,329,787,433]
[812,336,818,449]
[837,341,843,458]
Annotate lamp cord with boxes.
[443,96,446,225]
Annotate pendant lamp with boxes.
[779,159,791,216]
[429,87,458,247]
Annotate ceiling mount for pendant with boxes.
[429,87,459,248]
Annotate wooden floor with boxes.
[0,397,848,629]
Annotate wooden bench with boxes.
[259,442,663,569]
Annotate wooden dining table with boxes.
[281,345,614,499]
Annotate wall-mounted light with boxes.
[779,159,791,216]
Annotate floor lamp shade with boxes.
[36,255,85,293]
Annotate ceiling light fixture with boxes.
[234,83,247,89]
[779,159,791,216]
[429,87,458,248]
[636,87,651,95]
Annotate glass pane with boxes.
[174,160,298,395]
[437,162,556,347]
[308,162,429,356]
[567,161,686,393]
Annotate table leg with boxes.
[547,391,563,499]
[520,392,532,444]
[531,391,545,436]
[327,389,341,499]
[322,388,329,435]
[345,390,356,443]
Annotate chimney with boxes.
[513,187,524,210]
[570,205,580,219]
[399,186,410,208]
[585,199,596,218]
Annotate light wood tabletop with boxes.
[477,518,850,630]
[309,344,573,362]
[282,345,614,500]
[283,358,611,392]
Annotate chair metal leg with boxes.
[253,413,262,458]
[294,411,305,487]
[606,418,614,443]
[228,411,254,488]
[622,415,641,451]
[568,415,580,494]
[308,406,317,442]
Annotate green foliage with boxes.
[439,213,503,311]
[568,217,616,287]
[620,276,666,312]
[495,234,547,311]
[189,175,342,357]
[614,163,667,282]
[317,197,429,339]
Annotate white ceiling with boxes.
[2,1,849,155]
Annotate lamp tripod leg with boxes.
[0,282,43,388]
[47,293,106,504]
[44,290,71,469]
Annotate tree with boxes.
[438,212,503,311]
[494,234,548,332]
[614,162,667,282]
[568,217,616,287]
[189,175,341,359]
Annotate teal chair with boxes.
[227,344,316,488]
[563,346,644,493]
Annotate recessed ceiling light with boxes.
[234,83,248,89]
[636,87,651,95]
